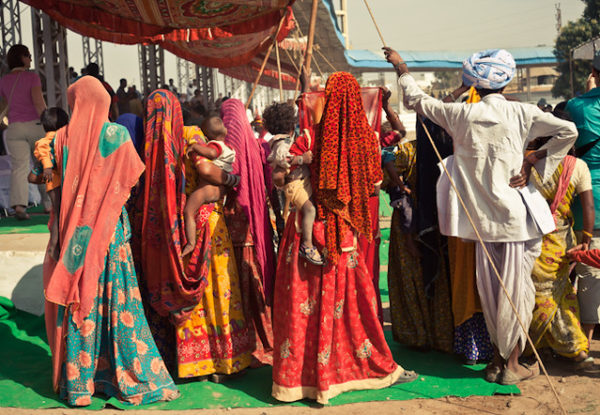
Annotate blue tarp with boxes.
[321,0,557,70]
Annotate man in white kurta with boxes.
[384,47,578,385]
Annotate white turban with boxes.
[462,49,516,90]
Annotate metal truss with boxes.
[0,0,22,76]
[194,65,215,108]
[82,36,104,76]
[31,9,69,109]
[138,44,165,96]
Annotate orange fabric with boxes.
[448,237,481,327]
[313,72,382,263]
[45,76,144,327]
[447,87,483,327]
[33,131,61,191]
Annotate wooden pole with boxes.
[303,0,319,77]
[275,42,284,101]
[362,0,387,47]
[246,9,288,109]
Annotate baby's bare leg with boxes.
[183,185,208,256]
[301,199,316,247]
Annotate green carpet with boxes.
[0,297,518,410]
[0,205,49,235]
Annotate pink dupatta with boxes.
[45,76,144,327]
[550,155,577,224]
[222,99,275,298]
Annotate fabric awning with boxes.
[20,0,295,69]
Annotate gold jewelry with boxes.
[583,230,593,238]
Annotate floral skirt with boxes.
[453,313,493,362]
[59,211,179,406]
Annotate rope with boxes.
[360,0,567,413]
[315,46,338,72]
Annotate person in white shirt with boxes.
[384,47,578,385]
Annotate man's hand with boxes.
[586,73,597,92]
[383,47,403,66]
[42,168,53,183]
[509,161,533,189]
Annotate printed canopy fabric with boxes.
[220,47,299,90]
[20,0,295,69]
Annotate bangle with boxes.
[583,230,593,238]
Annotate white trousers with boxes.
[5,120,47,208]
[475,238,542,359]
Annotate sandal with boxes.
[499,362,540,385]
[392,370,418,385]
[299,244,324,265]
[484,363,502,383]
[574,356,595,371]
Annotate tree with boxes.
[552,0,599,98]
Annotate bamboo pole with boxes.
[304,0,319,76]
[245,9,289,109]
[275,42,284,101]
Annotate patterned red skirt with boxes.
[272,212,402,404]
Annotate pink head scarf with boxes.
[46,76,144,327]
[221,98,275,297]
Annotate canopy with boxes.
[573,37,600,60]
[21,0,295,69]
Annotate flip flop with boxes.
[392,370,418,385]
[574,356,595,371]
[499,363,540,385]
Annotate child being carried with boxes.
[182,115,237,256]
[263,103,323,265]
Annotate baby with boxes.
[182,115,236,256]
[263,103,323,265]
[28,107,70,260]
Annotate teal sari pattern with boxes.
[59,209,179,406]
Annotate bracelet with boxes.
[583,230,593,238]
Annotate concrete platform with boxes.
[0,233,48,316]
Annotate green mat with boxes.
[0,205,49,235]
[0,297,518,410]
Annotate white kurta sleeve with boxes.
[527,109,578,183]
[397,73,463,137]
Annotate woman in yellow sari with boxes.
[529,132,595,368]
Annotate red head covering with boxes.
[313,72,383,263]
[138,89,209,319]
[47,76,144,326]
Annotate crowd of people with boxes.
[1,41,600,406]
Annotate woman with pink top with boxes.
[0,44,47,219]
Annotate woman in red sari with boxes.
[271,72,416,404]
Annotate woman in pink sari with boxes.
[43,76,179,406]
[222,98,275,365]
